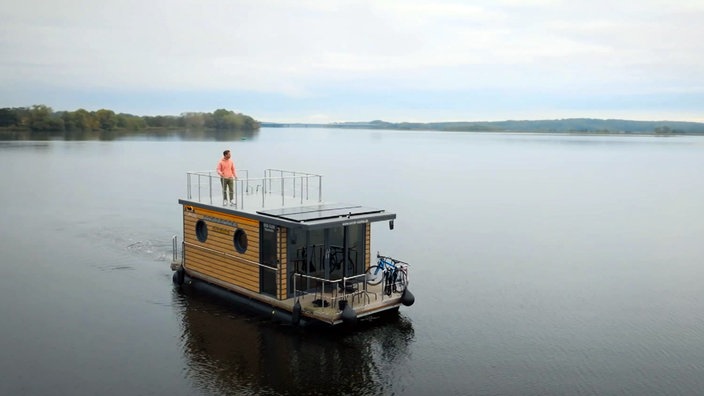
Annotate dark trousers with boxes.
[221,178,234,200]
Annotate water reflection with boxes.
[0,141,52,150]
[173,288,415,396]
[0,128,259,141]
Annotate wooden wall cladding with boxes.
[183,206,262,293]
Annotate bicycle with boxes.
[366,252,409,295]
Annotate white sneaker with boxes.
[223,200,227,206]
[230,200,236,206]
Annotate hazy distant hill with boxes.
[262,118,704,134]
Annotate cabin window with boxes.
[195,219,208,242]
[234,229,248,253]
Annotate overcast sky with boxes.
[2,0,703,123]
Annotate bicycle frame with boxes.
[377,255,408,280]
[376,257,400,277]
[366,253,409,295]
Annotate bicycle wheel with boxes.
[366,265,384,285]
[393,270,407,293]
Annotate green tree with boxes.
[28,105,64,131]
[208,109,259,130]
[116,113,146,130]
[182,112,206,129]
[95,109,117,131]
[61,108,95,131]
[0,108,20,127]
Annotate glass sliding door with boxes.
[328,226,345,281]
[260,223,278,296]
[285,224,367,298]
[345,224,365,277]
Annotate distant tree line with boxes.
[341,119,704,134]
[263,118,704,134]
[452,119,703,134]
[0,105,260,133]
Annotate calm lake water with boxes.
[1,128,703,395]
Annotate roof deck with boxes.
[185,169,322,208]
[180,169,395,228]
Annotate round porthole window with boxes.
[234,229,248,253]
[195,219,208,242]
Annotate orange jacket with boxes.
[217,157,236,178]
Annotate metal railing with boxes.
[185,169,323,209]
[170,235,183,271]
[292,272,374,310]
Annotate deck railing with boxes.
[185,169,323,210]
[170,235,183,271]
[292,272,374,310]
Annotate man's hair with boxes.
[223,150,230,156]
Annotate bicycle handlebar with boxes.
[377,252,409,265]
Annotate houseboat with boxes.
[170,169,414,327]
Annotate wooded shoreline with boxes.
[2,105,703,136]
[0,105,260,134]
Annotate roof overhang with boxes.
[179,200,396,230]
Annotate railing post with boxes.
[197,174,202,202]
[209,171,213,205]
[262,170,266,207]
[241,173,246,208]
[187,173,192,199]
[234,177,238,208]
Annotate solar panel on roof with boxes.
[259,203,359,217]
[257,203,384,222]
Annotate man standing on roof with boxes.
[217,149,237,206]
